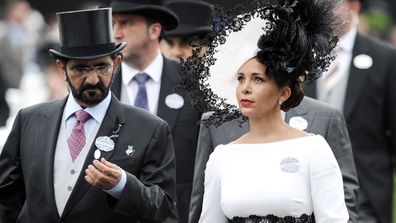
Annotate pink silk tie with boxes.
[67,110,91,161]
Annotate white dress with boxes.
[199,135,348,223]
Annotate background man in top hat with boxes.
[161,0,213,61]
[110,1,201,222]
[0,8,176,223]
[304,0,396,222]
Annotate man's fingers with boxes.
[101,158,119,169]
[93,159,116,176]
[86,165,109,186]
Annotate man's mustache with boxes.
[80,82,106,92]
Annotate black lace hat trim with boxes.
[178,0,340,127]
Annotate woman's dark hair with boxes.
[255,0,341,111]
[178,0,341,126]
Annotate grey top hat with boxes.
[49,8,127,60]
[110,0,179,31]
[164,0,213,37]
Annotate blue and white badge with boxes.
[280,157,300,173]
[95,136,115,152]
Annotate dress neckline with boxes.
[228,134,317,146]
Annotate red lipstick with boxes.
[240,99,254,107]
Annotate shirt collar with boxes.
[121,49,163,85]
[338,26,357,53]
[64,91,112,123]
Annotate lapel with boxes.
[38,98,67,220]
[111,66,122,99]
[284,98,312,131]
[157,57,180,131]
[343,33,371,120]
[61,95,125,218]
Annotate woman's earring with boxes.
[279,100,283,105]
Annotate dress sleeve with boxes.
[309,136,349,223]
[199,145,228,223]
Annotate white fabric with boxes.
[54,92,110,215]
[317,27,357,111]
[207,15,267,107]
[121,49,163,114]
[199,135,348,223]
[54,114,99,215]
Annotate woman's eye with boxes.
[254,77,264,83]
[237,76,244,82]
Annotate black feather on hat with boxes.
[178,0,342,126]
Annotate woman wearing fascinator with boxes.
[180,0,348,222]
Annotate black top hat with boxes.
[49,8,127,60]
[164,0,213,37]
[110,0,179,31]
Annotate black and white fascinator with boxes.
[179,0,341,127]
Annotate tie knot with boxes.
[75,110,91,123]
[134,73,150,85]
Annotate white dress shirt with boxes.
[121,49,163,114]
[63,92,126,199]
[317,26,357,111]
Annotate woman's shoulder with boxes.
[208,144,228,161]
[304,134,337,161]
[304,134,329,147]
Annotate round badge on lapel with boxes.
[289,116,308,131]
[353,54,373,69]
[95,136,115,152]
[165,93,184,109]
[280,157,300,173]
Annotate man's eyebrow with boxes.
[70,61,110,68]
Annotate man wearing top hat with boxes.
[161,0,213,61]
[110,1,201,222]
[0,8,176,223]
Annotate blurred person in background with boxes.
[388,25,396,46]
[36,42,68,100]
[0,0,30,89]
[0,0,48,123]
[110,0,201,222]
[161,0,213,61]
[0,68,9,127]
[305,0,396,222]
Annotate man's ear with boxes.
[55,59,66,73]
[55,60,68,82]
[113,55,122,68]
[148,23,162,40]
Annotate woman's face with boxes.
[236,58,288,118]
